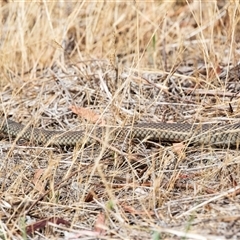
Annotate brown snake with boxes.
[1,117,240,147]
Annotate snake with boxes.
[1,117,240,147]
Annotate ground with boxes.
[1,1,240,239]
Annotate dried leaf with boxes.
[122,205,154,216]
[32,169,45,194]
[24,217,70,236]
[172,142,186,156]
[94,212,105,235]
[70,105,105,124]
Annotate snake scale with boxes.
[1,117,240,147]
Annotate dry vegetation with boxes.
[1,0,240,239]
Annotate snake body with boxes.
[1,118,240,147]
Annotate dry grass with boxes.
[1,0,240,239]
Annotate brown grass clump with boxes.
[1,0,240,239]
